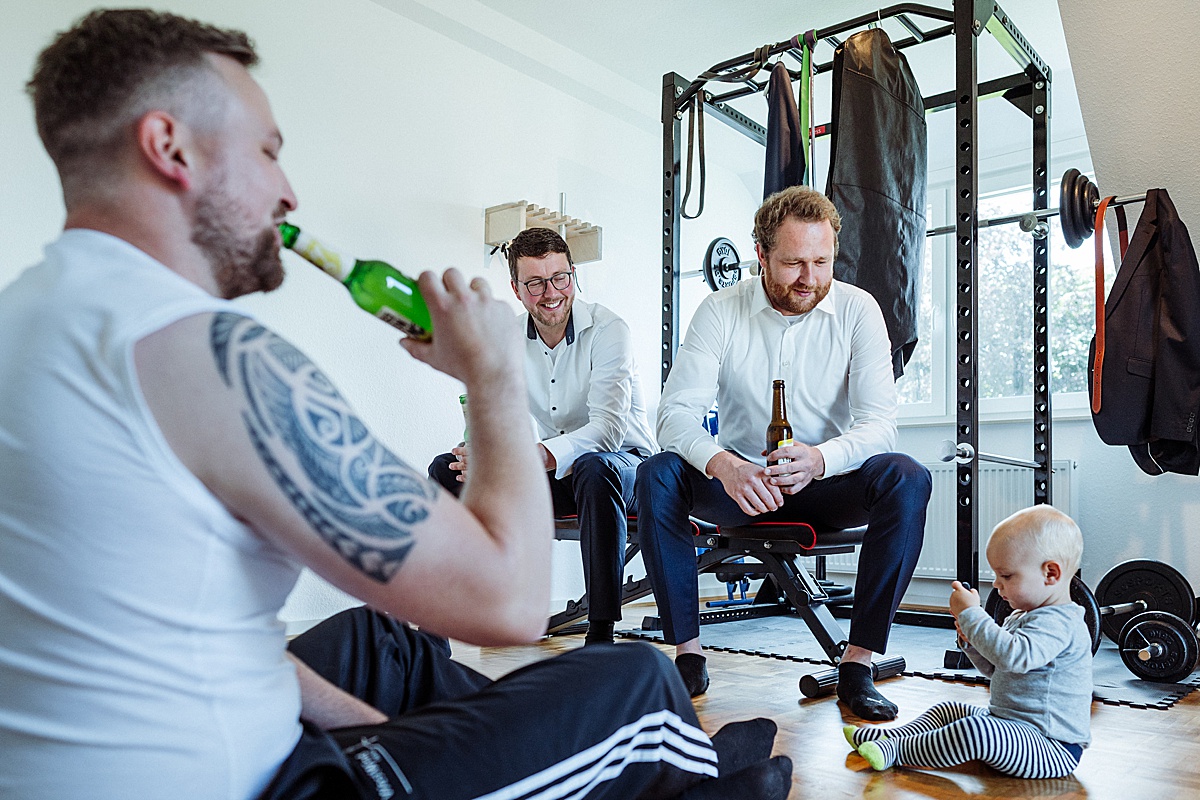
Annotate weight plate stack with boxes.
[702,237,742,292]
[984,575,1101,655]
[1118,611,1200,683]
[1058,168,1099,249]
[1059,168,1083,248]
[1095,559,1195,644]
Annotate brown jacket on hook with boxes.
[1088,188,1200,475]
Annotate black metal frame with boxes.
[547,521,855,655]
[661,1,1052,596]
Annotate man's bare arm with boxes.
[136,270,552,646]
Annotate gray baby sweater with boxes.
[958,603,1092,747]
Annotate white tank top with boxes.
[0,230,302,800]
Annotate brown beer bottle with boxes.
[766,379,793,466]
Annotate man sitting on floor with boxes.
[0,9,790,799]
[636,186,931,719]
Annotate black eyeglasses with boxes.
[520,270,574,296]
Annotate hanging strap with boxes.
[1091,197,1130,414]
[682,43,776,220]
[697,44,773,85]
[798,38,812,165]
[802,30,818,187]
[680,94,706,219]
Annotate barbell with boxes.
[686,168,1132,293]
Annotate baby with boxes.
[844,505,1092,779]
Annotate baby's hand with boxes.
[949,580,980,617]
[954,620,970,648]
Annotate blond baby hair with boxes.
[989,504,1083,576]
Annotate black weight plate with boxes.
[983,575,1101,655]
[1059,168,1083,249]
[1096,559,1195,644]
[1119,611,1199,683]
[1071,171,1098,242]
[1081,177,1099,239]
[702,237,741,292]
[1071,172,1090,243]
[1071,576,1103,655]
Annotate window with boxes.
[896,205,938,408]
[897,175,1113,420]
[976,185,1112,404]
[896,201,946,416]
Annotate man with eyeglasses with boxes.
[428,227,657,645]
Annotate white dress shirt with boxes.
[657,277,897,479]
[523,299,658,479]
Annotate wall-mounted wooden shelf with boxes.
[484,201,602,264]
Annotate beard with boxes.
[528,293,573,330]
[762,270,832,315]
[192,178,286,300]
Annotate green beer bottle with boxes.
[459,393,470,443]
[279,222,433,340]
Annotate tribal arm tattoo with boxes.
[210,312,432,583]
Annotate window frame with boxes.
[898,148,1102,427]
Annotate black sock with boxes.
[584,620,614,646]
[711,718,777,776]
[836,662,898,721]
[675,653,710,697]
[680,755,792,800]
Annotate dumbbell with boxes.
[799,656,906,699]
[1096,560,1199,683]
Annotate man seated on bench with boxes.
[636,186,931,719]
[429,227,657,645]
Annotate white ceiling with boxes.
[470,0,1074,99]
[373,0,1091,194]
[411,0,1090,181]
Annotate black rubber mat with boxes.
[616,612,1200,710]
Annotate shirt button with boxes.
[552,407,557,411]
[560,430,565,434]
[551,379,556,383]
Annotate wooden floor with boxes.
[450,605,1200,800]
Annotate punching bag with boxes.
[826,28,926,379]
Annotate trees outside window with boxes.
[897,181,1112,415]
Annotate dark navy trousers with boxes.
[261,607,717,799]
[429,449,643,622]
[635,452,930,651]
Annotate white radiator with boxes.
[822,459,1076,581]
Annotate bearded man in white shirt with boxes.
[636,186,931,720]
[429,227,657,645]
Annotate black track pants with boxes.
[260,607,717,800]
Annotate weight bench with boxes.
[547,515,646,636]
[547,517,864,667]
